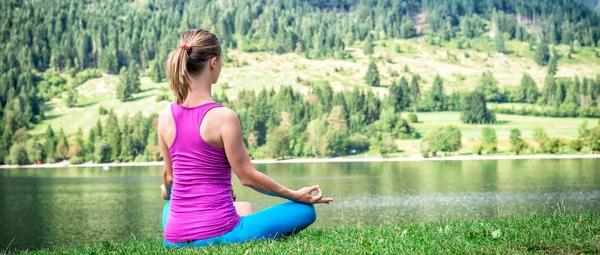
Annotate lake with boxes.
[1,158,599,251]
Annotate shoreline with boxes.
[1,153,599,169]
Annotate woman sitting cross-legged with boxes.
[157,28,333,248]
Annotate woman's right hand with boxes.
[293,185,333,204]
[161,184,170,200]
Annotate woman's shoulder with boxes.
[208,105,238,122]
[157,105,174,127]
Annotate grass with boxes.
[14,214,600,254]
[30,76,171,135]
[407,112,598,139]
[394,111,598,155]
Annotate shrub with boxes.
[407,113,418,123]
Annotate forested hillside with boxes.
[576,0,600,13]
[1,0,600,164]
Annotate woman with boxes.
[158,28,333,248]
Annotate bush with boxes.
[472,142,483,155]
[94,140,111,163]
[72,69,102,87]
[134,154,151,163]
[26,140,44,164]
[155,94,170,102]
[69,156,85,165]
[348,134,370,153]
[539,138,564,154]
[569,139,583,152]
[420,125,462,157]
[370,134,397,158]
[407,113,418,123]
[8,143,29,165]
[99,106,108,115]
[509,128,528,155]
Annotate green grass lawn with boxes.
[30,76,171,136]
[407,111,599,139]
[16,214,600,254]
[396,111,599,154]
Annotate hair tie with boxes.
[179,45,191,54]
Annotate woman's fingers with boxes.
[311,187,323,203]
[296,185,333,205]
[316,197,333,204]
[309,185,320,193]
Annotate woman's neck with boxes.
[182,77,213,107]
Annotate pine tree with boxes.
[75,127,86,157]
[116,67,132,101]
[0,128,11,165]
[569,40,575,54]
[398,77,411,109]
[55,128,69,161]
[409,74,421,110]
[400,17,416,39]
[105,111,121,162]
[387,81,402,113]
[535,39,550,66]
[95,119,103,138]
[64,88,79,108]
[554,80,565,107]
[431,75,446,111]
[519,73,539,104]
[86,126,96,161]
[476,71,502,102]
[542,75,556,106]
[460,90,496,124]
[151,57,165,83]
[44,125,56,163]
[547,55,558,75]
[127,60,141,93]
[494,33,505,53]
[363,34,374,55]
[364,59,380,87]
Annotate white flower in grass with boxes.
[492,229,502,239]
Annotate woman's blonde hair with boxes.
[165,28,221,104]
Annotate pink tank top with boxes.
[163,102,240,243]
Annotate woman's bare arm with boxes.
[220,109,332,204]
[158,112,173,200]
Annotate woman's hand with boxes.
[293,185,333,204]
[161,184,170,200]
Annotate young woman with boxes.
[158,28,333,248]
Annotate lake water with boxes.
[1,158,599,251]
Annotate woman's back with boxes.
[163,102,240,243]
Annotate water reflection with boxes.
[0,158,599,251]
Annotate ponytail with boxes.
[164,28,221,105]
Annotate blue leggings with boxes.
[162,200,317,247]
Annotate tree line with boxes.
[367,57,600,119]
[4,81,422,164]
[5,77,600,165]
[5,110,159,165]
[2,0,600,164]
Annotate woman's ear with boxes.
[210,57,217,69]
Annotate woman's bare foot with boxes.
[234,201,254,216]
